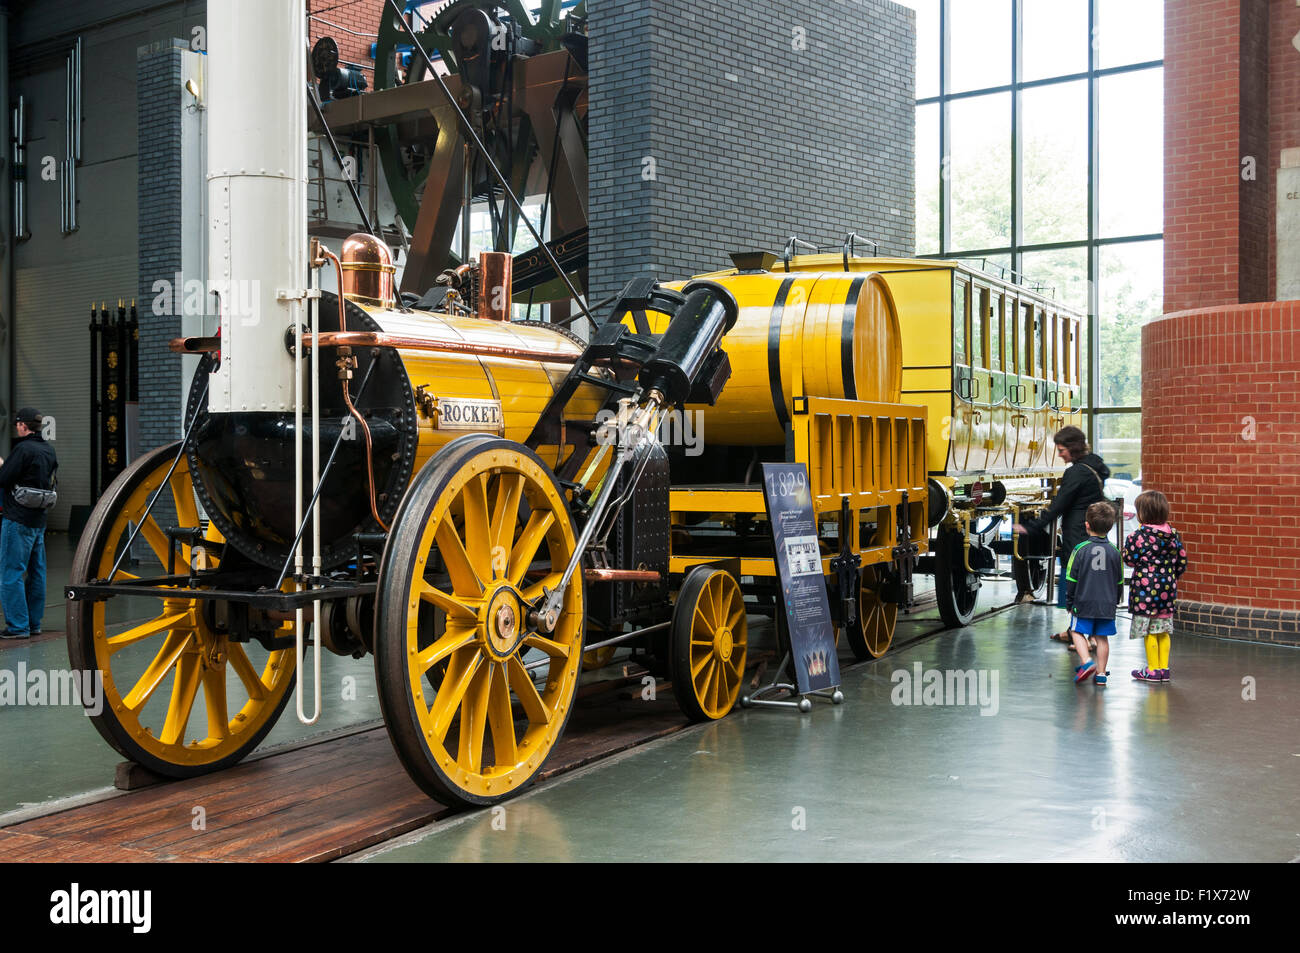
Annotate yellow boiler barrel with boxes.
[356,305,606,476]
[638,271,902,445]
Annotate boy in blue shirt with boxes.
[1066,502,1122,685]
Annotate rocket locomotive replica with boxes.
[66,0,1080,809]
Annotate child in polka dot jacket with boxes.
[1122,489,1188,683]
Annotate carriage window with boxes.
[1074,318,1082,387]
[953,279,969,365]
[1061,320,1072,384]
[973,286,986,368]
[1033,310,1044,379]
[990,294,1002,371]
[1022,304,1034,376]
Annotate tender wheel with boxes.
[67,443,296,777]
[374,436,584,807]
[671,566,747,722]
[581,625,618,671]
[934,527,980,628]
[844,565,898,660]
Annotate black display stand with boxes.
[741,463,844,712]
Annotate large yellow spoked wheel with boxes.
[67,443,297,777]
[671,566,748,722]
[374,435,584,807]
[843,565,898,660]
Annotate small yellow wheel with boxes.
[582,641,618,671]
[67,443,296,777]
[671,566,747,721]
[375,435,584,807]
[844,565,898,659]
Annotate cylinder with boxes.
[638,281,739,403]
[205,0,307,414]
[340,232,396,307]
[642,271,902,444]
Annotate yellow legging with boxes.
[1145,634,1171,670]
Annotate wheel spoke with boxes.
[726,602,745,631]
[168,466,199,526]
[691,648,712,680]
[435,515,485,598]
[201,665,231,740]
[430,647,484,741]
[521,633,570,660]
[507,510,555,586]
[507,655,552,725]
[457,660,492,774]
[136,515,175,569]
[707,659,722,711]
[490,473,524,573]
[521,572,562,604]
[160,652,202,746]
[461,472,493,582]
[121,630,194,712]
[226,642,269,701]
[105,609,190,655]
[417,580,480,622]
[486,661,518,767]
[693,605,712,639]
[415,625,477,675]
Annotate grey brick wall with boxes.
[137,45,185,456]
[588,0,916,301]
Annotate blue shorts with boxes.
[1071,617,1116,637]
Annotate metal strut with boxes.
[382,0,594,326]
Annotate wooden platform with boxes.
[0,678,692,863]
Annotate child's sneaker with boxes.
[1131,667,1160,682]
[1093,671,1108,686]
[1074,660,1096,683]
[1159,669,1171,682]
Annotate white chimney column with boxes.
[1278,148,1300,302]
[206,0,308,413]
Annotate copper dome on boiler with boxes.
[339,232,396,307]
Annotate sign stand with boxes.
[740,462,845,714]
[742,647,845,712]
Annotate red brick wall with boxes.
[1164,0,1243,313]
[307,0,384,73]
[1238,0,1270,303]
[1142,303,1300,611]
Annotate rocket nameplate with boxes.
[436,397,505,431]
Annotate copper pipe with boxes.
[526,568,663,584]
[301,331,580,365]
[321,248,389,532]
[169,335,220,353]
[582,568,662,583]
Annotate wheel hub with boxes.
[713,626,733,661]
[482,584,526,659]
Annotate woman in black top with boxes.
[1013,426,1110,642]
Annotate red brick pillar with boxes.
[1142,305,1300,644]
[1163,0,1273,310]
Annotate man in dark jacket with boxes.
[1012,425,1110,639]
[0,408,58,638]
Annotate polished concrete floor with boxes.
[357,601,1300,863]
[4,535,1298,861]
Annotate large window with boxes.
[902,0,1162,454]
